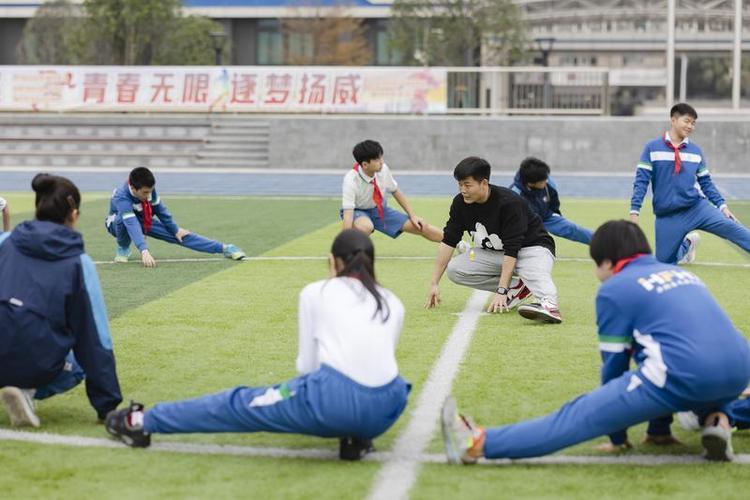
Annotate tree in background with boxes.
[281,4,370,65]
[16,0,82,64]
[389,0,527,66]
[17,0,228,65]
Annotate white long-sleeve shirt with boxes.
[296,277,404,387]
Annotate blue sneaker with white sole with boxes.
[223,244,246,261]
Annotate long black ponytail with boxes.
[331,229,390,322]
[31,173,81,225]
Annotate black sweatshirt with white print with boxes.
[442,185,555,259]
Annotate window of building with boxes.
[257,19,283,65]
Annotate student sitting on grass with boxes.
[105,230,411,461]
[0,196,10,233]
[0,174,122,427]
[441,220,750,464]
[511,157,593,245]
[105,167,245,268]
[341,139,443,242]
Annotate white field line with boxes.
[1,429,748,466]
[367,290,490,500]
[92,255,750,268]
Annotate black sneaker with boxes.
[105,401,151,448]
[339,436,375,461]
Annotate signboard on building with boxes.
[0,66,448,114]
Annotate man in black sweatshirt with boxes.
[425,157,561,323]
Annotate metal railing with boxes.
[446,67,610,115]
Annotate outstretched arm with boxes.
[426,243,454,308]
[630,146,653,223]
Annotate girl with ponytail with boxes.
[0,174,122,428]
[107,230,411,461]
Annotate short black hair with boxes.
[352,140,384,165]
[589,220,652,266]
[519,157,550,185]
[670,102,698,120]
[454,157,491,182]
[129,167,156,189]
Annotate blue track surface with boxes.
[2,171,750,200]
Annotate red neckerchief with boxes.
[664,134,685,174]
[612,253,647,275]
[353,163,385,226]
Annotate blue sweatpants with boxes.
[543,215,593,245]
[727,398,750,430]
[655,200,750,264]
[144,364,410,440]
[106,217,224,254]
[34,352,85,400]
[483,370,740,459]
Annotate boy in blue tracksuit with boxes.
[442,220,750,463]
[630,102,750,264]
[1,174,122,426]
[106,167,245,267]
[511,157,593,245]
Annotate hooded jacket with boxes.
[510,172,561,221]
[0,221,122,419]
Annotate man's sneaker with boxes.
[223,244,246,261]
[456,241,471,254]
[441,396,485,465]
[701,423,734,461]
[339,436,375,461]
[678,232,701,265]
[0,387,40,427]
[677,411,701,432]
[517,302,563,324]
[114,246,131,263]
[105,401,151,448]
[506,279,531,310]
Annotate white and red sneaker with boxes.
[518,302,562,324]
[506,279,531,310]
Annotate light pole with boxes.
[210,31,227,66]
[534,37,556,109]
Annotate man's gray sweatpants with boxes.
[445,246,558,306]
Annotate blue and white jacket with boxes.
[107,183,179,252]
[596,255,750,442]
[630,133,725,216]
[510,172,561,221]
[0,221,122,419]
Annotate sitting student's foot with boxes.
[517,302,562,324]
[223,244,246,261]
[114,246,131,263]
[643,433,683,446]
[0,387,40,427]
[701,412,733,461]
[441,396,485,465]
[339,436,375,461]
[506,280,531,310]
[678,232,701,265]
[105,401,151,448]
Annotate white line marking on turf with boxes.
[92,255,750,268]
[1,429,748,465]
[367,290,490,500]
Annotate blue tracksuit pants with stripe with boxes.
[106,217,223,254]
[483,369,744,459]
[543,215,593,245]
[656,199,750,264]
[143,364,410,440]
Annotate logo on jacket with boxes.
[469,222,503,250]
[637,269,704,294]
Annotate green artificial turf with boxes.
[0,194,748,499]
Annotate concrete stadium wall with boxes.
[268,116,750,174]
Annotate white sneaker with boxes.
[701,424,734,461]
[456,241,471,254]
[0,387,40,427]
[678,232,700,265]
[677,411,701,432]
